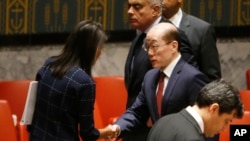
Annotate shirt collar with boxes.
[137,16,162,34]
[169,8,182,28]
[186,106,204,133]
[162,54,181,78]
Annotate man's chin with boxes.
[129,22,139,28]
[152,64,161,68]
[204,133,216,138]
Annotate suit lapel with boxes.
[130,50,148,76]
[125,35,142,85]
[161,59,185,114]
[127,34,148,88]
[181,109,203,135]
[148,69,161,121]
[180,12,190,36]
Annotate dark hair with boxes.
[196,79,244,118]
[48,20,108,78]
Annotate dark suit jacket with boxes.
[180,12,221,80]
[28,57,99,141]
[147,109,205,141]
[116,58,209,137]
[124,17,195,108]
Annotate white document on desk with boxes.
[21,81,38,125]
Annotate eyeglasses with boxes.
[143,41,173,52]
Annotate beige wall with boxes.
[0,38,250,90]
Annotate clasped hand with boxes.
[99,124,120,141]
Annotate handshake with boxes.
[99,124,121,141]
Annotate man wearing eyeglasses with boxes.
[162,0,221,82]
[106,22,209,141]
[122,0,195,140]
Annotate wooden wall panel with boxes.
[0,0,249,35]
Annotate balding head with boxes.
[145,22,181,69]
[147,22,181,51]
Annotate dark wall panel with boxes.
[182,0,250,27]
[0,0,250,35]
[0,0,132,35]
[0,0,249,46]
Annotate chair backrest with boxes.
[93,102,104,129]
[80,76,127,141]
[239,90,250,111]
[93,76,127,127]
[0,99,18,141]
[246,69,250,90]
[219,111,250,141]
[0,80,32,121]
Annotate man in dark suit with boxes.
[123,0,194,140]
[107,22,209,141]
[125,0,193,109]
[162,1,221,140]
[147,79,244,141]
[162,0,221,81]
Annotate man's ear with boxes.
[152,5,161,17]
[171,41,178,50]
[209,103,219,113]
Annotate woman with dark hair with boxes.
[28,20,110,141]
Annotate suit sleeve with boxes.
[178,28,198,68]
[114,81,150,137]
[199,25,221,80]
[188,72,210,105]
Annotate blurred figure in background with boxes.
[162,1,221,140]
[162,0,221,81]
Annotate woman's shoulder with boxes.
[65,67,94,86]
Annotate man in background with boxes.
[123,0,194,140]
[108,22,209,141]
[162,0,221,81]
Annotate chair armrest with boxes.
[17,123,29,141]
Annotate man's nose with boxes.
[127,7,134,14]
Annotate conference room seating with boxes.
[86,76,127,141]
[219,111,250,141]
[0,76,127,141]
[94,76,127,127]
[0,99,19,141]
[0,80,32,121]
[0,80,33,141]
